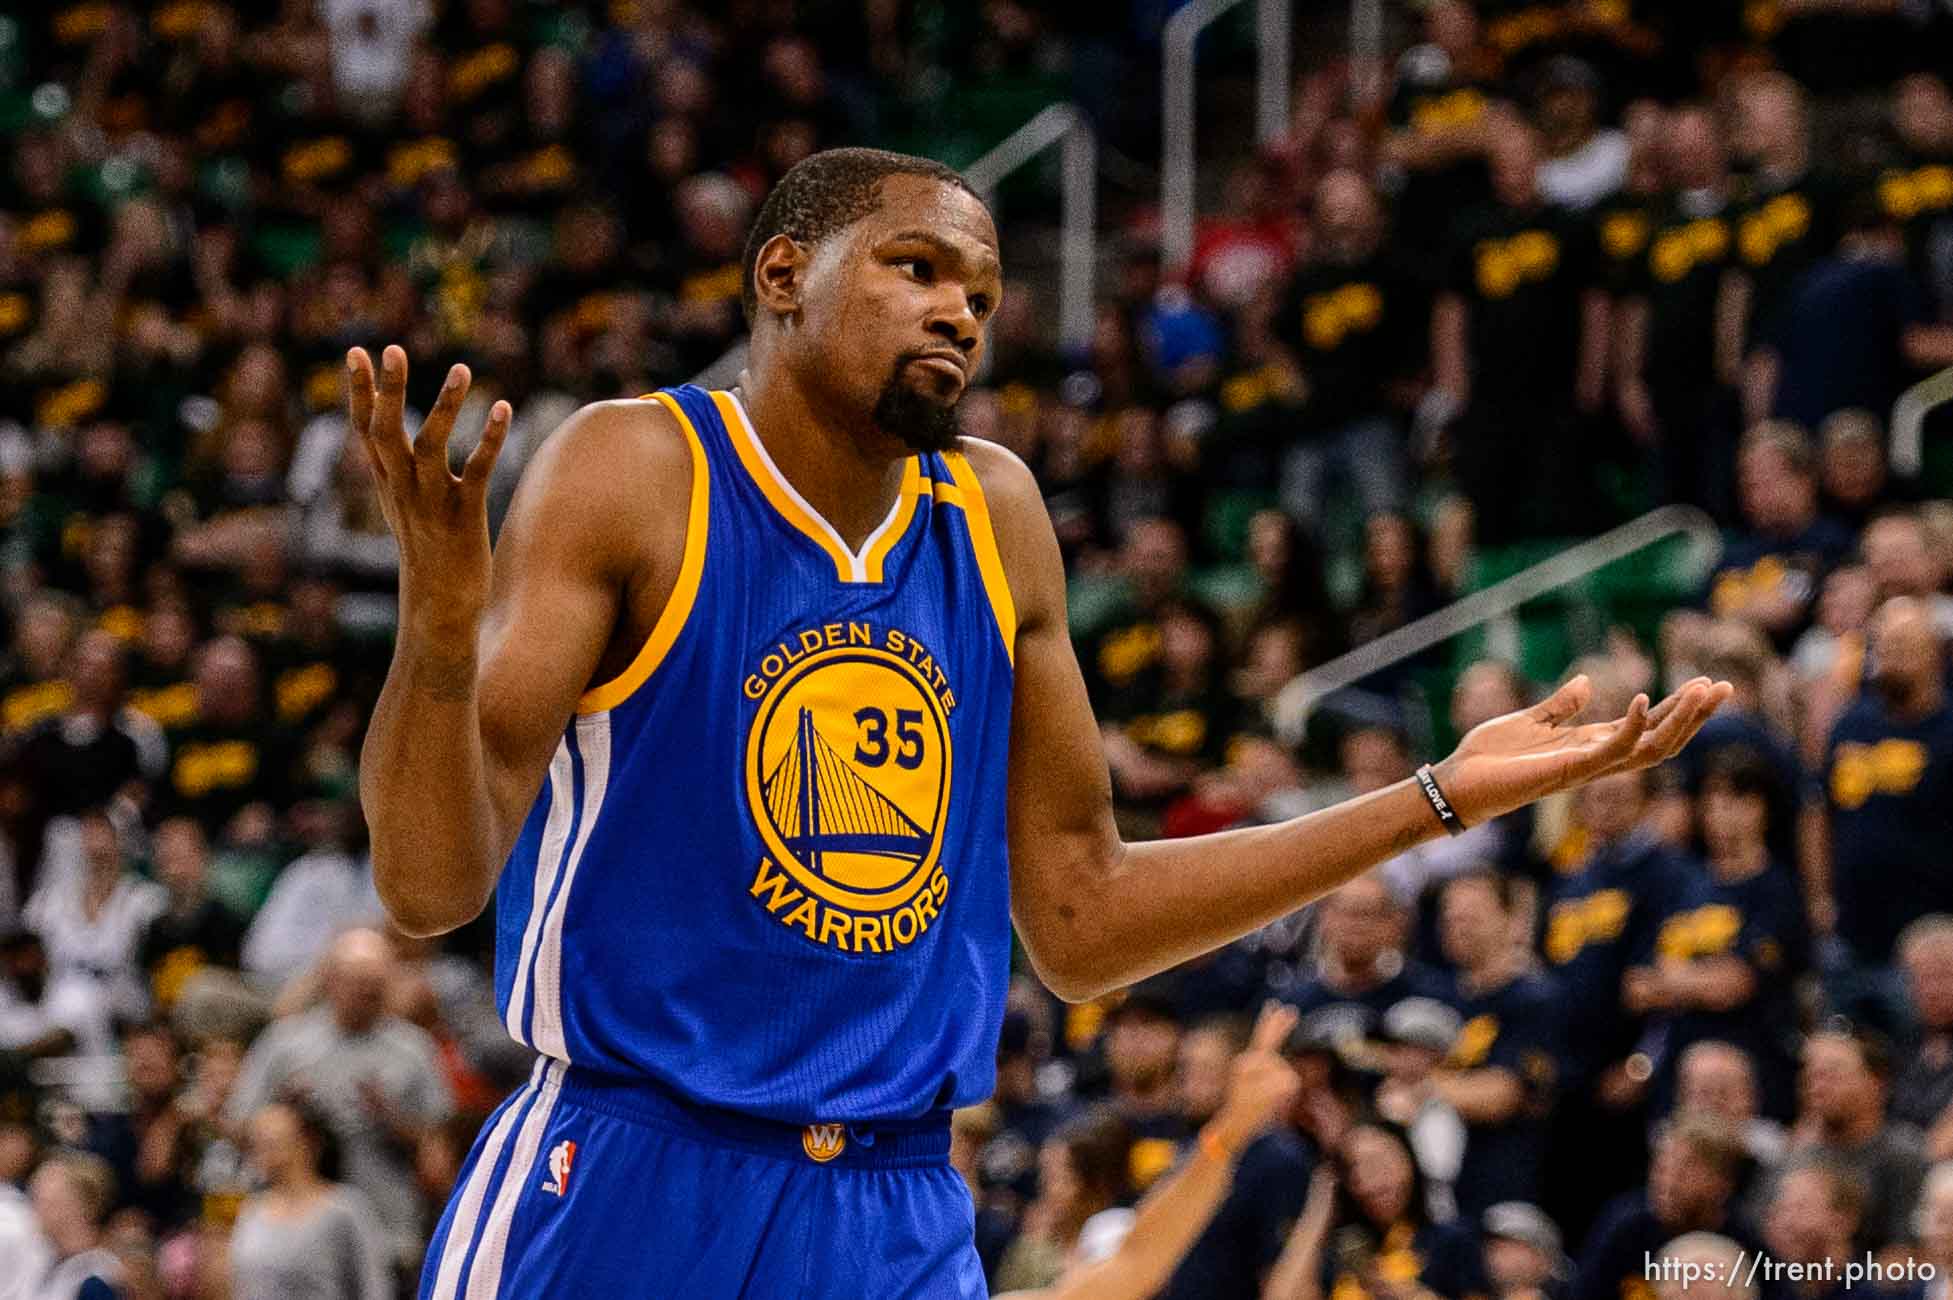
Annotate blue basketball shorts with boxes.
[417,1058,986,1298]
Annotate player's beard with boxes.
[873,356,963,453]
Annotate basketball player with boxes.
[345,148,1729,1297]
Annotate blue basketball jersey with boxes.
[490,385,1016,1125]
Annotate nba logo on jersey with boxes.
[541,1140,576,1197]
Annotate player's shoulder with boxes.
[531,396,693,490]
[950,435,1060,630]
[951,435,1041,522]
[509,396,696,530]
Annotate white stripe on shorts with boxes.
[429,1057,546,1300]
[505,742,575,1045]
[465,1057,569,1299]
[529,713,612,1061]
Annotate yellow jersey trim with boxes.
[576,392,710,714]
[712,390,921,584]
[917,477,967,509]
[941,451,1017,664]
[861,458,922,582]
[714,390,852,580]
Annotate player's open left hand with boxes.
[345,344,511,631]
[1432,673,1732,827]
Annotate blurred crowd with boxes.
[3,0,1953,1297]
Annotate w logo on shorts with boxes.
[541,1140,577,1196]
[801,1124,847,1163]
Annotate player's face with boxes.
[803,176,1002,452]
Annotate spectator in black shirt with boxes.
[476,47,584,221]
[1543,769,1694,1241]
[19,629,154,809]
[1759,1156,1870,1300]
[1675,1041,1789,1196]
[1860,510,1953,638]
[163,635,297,842]
[1272,170,1416,533]
[137,816,245,1018]
[1632,748,1810,1120]
[1881,75,1953,319]
[1766,1027,1926,1253]
[1767,199,1953,433]
[1724,73,1839,430]
[126,602,200,736]
[84,1020,196,1233]
[1159,1015,1314,1300]
[1534,57,1629,213]
[1482,1201,1571,1300]
[659,172,753,379]
[15,630,164,891]
[1434,869,1565,1217]
[1346,512,1445,701]
[1080,518,1190,718]
[1280,873,1452,1049]
[1708,423,1854,649]
[1892,917,1953,1151]
[1264,1119,1489,1300]
[1815,412,1890,533]
[1617,104,1738,519]
[1671,624,1805,865]
[5,130,102,269]
[1815,598,1953,1032]
[1574,1114,1752,1300]
[1102,598,1237,817]
[0,595,78,741]
[1434,119,1609,542]
[1101,992,1191,1194]
[1381,1,1500,257]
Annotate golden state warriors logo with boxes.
[743,622,956,955]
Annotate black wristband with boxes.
[1415,764,1465,836]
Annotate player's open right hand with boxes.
[346,345,511,634]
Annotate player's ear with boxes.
[751,234,807,321]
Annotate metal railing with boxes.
[964,103,1098,354]
[1161,0,1294,277]
[1890,365,1953,478]
[1272,505,1724,743]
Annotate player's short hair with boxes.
[740,147,982,325]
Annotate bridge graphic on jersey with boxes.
[760,708,930,877]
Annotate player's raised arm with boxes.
[348,345,688,937]
[965,441,1731,1003]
